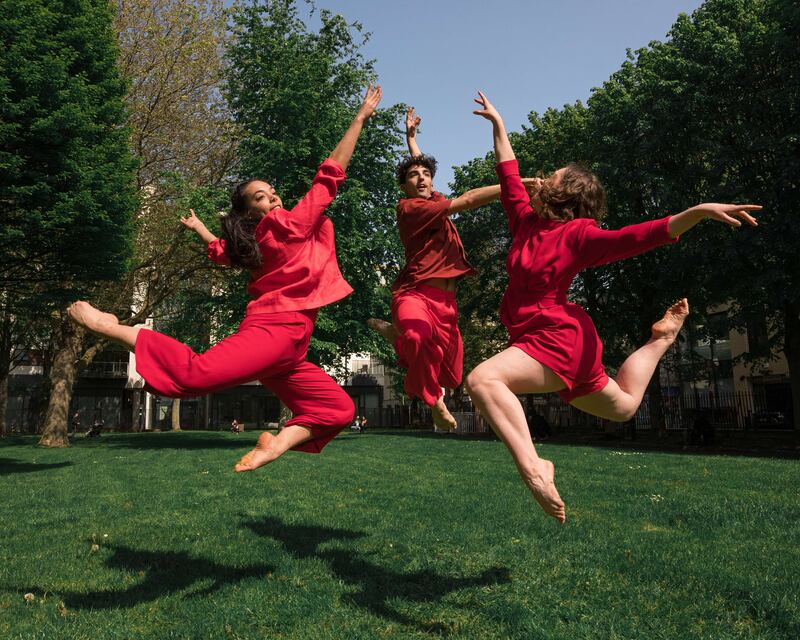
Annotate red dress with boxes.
[134,159,355,452]
[496,160,678,402]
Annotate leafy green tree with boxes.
[0,0,138,445]
[454,0,800,430]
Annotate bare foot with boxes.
[67,301,119,337]
[431,397,458,432]
[367,318,399,343]
[651,298,689,342]
[521,459,566,524]
[234,432,279,472]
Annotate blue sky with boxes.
[306,0,705,190]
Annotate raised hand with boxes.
[357,84,382,121]
[180,208,202,231]
[690,203,761,227]
[330,84,383,171]
[406,106,421,136]
[473,90,502,123]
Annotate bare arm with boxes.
[473,91,515,162]
[406,106,422,156]
[448,184,501,214]
[667,203,761,238]
[180,209,217,244]
[328,84,382,172]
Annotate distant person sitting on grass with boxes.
[467,90,760,524]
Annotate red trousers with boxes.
[391,284,463,406]
[134,310,354,453]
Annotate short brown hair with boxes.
[538,163,607,222]
[396,154,437,185]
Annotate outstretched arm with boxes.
[406,106,422,157]
[449,184,501,213]
[329,84,382,172]
[473,91,515,163]
[474,91,536,233]
[667,203,760,238]
[578,203,761,269]
[180,209,218,244]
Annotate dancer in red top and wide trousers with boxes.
[369,107,539,431]
[468,92,761,523]
[68,86,383,470]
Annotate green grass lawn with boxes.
[1,430,798,639]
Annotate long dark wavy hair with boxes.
[221,179,263,270]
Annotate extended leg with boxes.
[570,299,689,421]
[391,294,448,408]
[67,301,141,351]
[465,346,567,523]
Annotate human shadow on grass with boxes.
[0,458,73,475]
[22,544,274,610]
[242,516,510,633]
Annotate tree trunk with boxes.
[131,390,141,432]
[0,375,7,438]
[171,398,181,431]
[0,311,11,438]
[39,314,85,447]
[783,301,800,433]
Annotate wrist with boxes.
[685,206,707,220]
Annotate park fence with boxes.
[448,389,793,435]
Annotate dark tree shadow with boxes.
[0,458,73,475]
[242,516,511,633]
[21,544,275,610]
[98,432,256,451]
[92,431,362,451]
[366,429,497,442]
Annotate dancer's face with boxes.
[550,167,567,186]
[242,180,283,218]
[401,164,434,199]
[532,167,567,208]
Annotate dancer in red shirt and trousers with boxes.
[68,86,383,470]
[468,92,760,523]
[370,107,539,431]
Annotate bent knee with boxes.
[465,368,493,399]
[330,395,355,426]
[606,402,638,423]
[400,327,433,349]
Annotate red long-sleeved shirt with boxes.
[391,193,476,295]
[208,159,353,314]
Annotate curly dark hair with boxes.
[396,154,438,185]
[220,179,263,270]
[537,163,607,222]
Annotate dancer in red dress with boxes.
[369,107,538,431]
[68,86,383,470]
[468,92,760,522]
